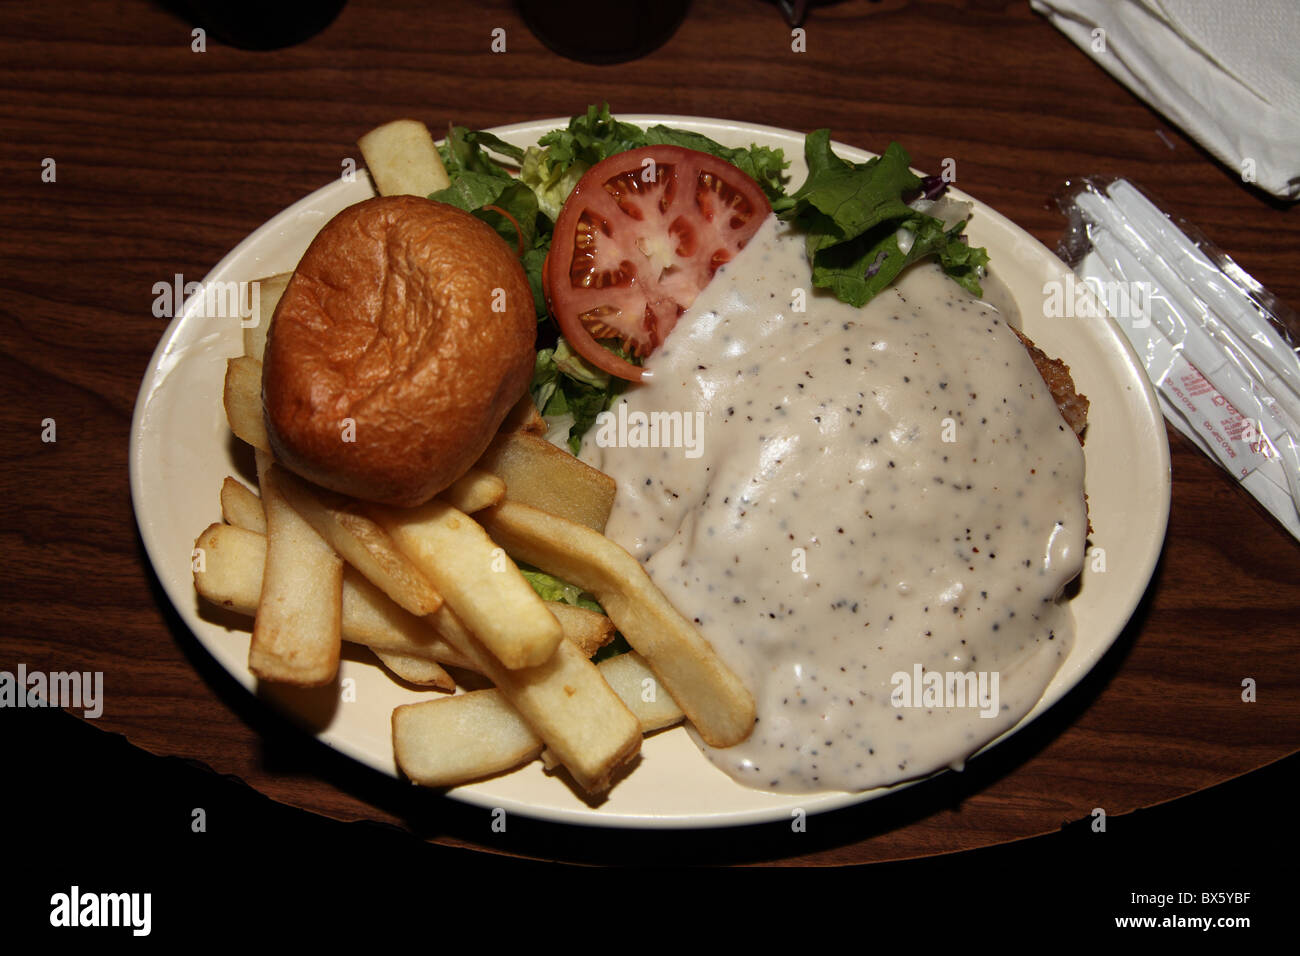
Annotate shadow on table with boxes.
[140,527,1164,866]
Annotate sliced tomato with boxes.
[545,145,772,382]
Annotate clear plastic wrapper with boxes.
[1055,176,1300,543]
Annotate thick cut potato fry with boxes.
[194,522,267,612]
[249,467,343,686]
[220,476,266,534]
[394,652,681,788]
[242,272,291,363]
[588,651,684,733]
[358,119,451,198]
[394,689,544,787]
[419,604,640,793]
[271,465,443,616]
[438,468,505,514]
[479,500,756,748]
[224,355,270,452]
[474,431,616,532]
[500,394,546,435]
[545,602,613,658]
[370,501,562,670]
[373,651,453,690]
[541,652,683,769]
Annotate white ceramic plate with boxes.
[130,117,1171,828]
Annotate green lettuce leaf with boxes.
[439,126,521,178]
[530,338,634,455]
[526,103,791,205]
[552,337,610,390]
[642,125,790,202]
[520,146,589,222]
[519,566,603,614]
[780,130,989,304]
[535,103,648,171]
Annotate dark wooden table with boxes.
[2,0,1296,868]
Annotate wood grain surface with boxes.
[1,0,1296,866]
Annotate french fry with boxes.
[194,522,266,612]
[478,500,756,748]
[358,119,451,198]
[419,603,640,793]
[474,431,616,532]
[242,272,291,362]
[369,501,562,670]
[541,652,683,769]
[373,651,454,690]
[248,467,343,686]
[394,652,681,788]
[438,468,505,514]
[194,522,472,668]
[224,356,270,452]
[271,465,443,617]
[545,602,614,658]
[394,689,544,787]
[220,476,266,534]
[588,651,683,733]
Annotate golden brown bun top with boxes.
[262,195,536,506]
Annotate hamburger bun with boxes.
[262,195,535,506]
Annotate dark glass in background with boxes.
[771,0,865,26]
[516,0,691,65]
[158,0,347,50]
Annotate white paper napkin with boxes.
[1032,0,1300,199]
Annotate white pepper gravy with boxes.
[581,216,1086,793]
